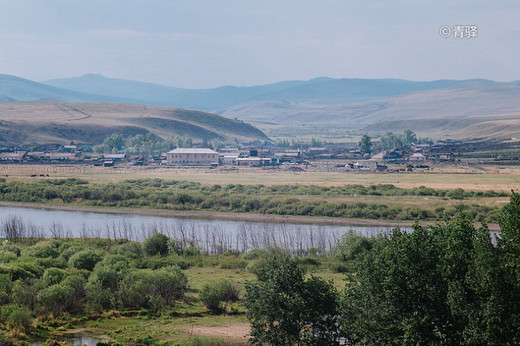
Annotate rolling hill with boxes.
[218,82,520,139]
[2,73,520,141]
[219,82,520,124]
[42,74,520,140]
[0,102,268,145]
[361,115,520,140]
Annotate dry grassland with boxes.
[0,164,519,192]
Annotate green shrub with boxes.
[118,266,187,309]
[41,267,68,287]
[12,259,44,278]
[23,241,60,258]
[68,249,103,271]
[11,278,41,310]
[0,264,33,281]
[118,271,150,309]
[0,251,17,263]
[218,256,248,269]
[331,230,375,262]
[59,245,84,261]
[143,233,169,256]
[0,243,21,257]
[447,188,466,200]
[0,304,32,331]
[112,242,142,259]
[244,248,269,260]
[35,257,68,269]
[182,246,200,257]
[246,259,267,276]
[167,238,182,255]
[298,256,321,267]
[85,255,133,310]
[0,274,13,304]
[199,279,240,314]
[37,283,74,314]
[62,273,87,312]
[37,273,86,314]
[329,262,350,273]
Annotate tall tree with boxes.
[245,256,340,345]
[379,132,403,151]
[358,134,373,156]
[402,129,417,147]
[339,201,520,345]
[340,219,477,344]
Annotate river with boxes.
[0,206,408,252]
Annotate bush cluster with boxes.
[0,179,505,223]
[243,193,520,345]
[0,233,192,336]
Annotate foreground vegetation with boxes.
[0,229,345,345]
[245,193,520,344]
[1,193,520,344]
[2,192,520,344]
[0,178,508,223]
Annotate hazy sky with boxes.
[1,0,519,88]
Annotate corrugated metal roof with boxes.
[104,154,126,159]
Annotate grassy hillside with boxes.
[220,82,520,125]
[0,102,268,145]
[218,82,520,140]
[362,115,520,140]
[6,73,520,141]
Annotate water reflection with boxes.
[32,335,107,346]
[0,206,408,252]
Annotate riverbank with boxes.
[0,200,500,231]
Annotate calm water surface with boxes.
[32,335,107,346]
[0,206,409,251]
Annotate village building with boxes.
[0,151,27,162]
[104,154,126,161]
[221,155,239,165]
[236,157,275,166]
[408,153,426,161]
[166,148,219,166]
[47,153,78,161]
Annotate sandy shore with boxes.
[0,200,500,231]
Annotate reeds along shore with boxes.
[1,214,364,254]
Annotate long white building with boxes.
[165,148,219,166]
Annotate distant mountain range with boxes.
[1,73,520,140]
[43,74,498,111]
[0,74,132,103]
[220,81,520,123]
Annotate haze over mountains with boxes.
[44,74,488,111]
[1,73,520,140]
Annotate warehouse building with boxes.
[165,148,219,166]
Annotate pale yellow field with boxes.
[1,164,519,192]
